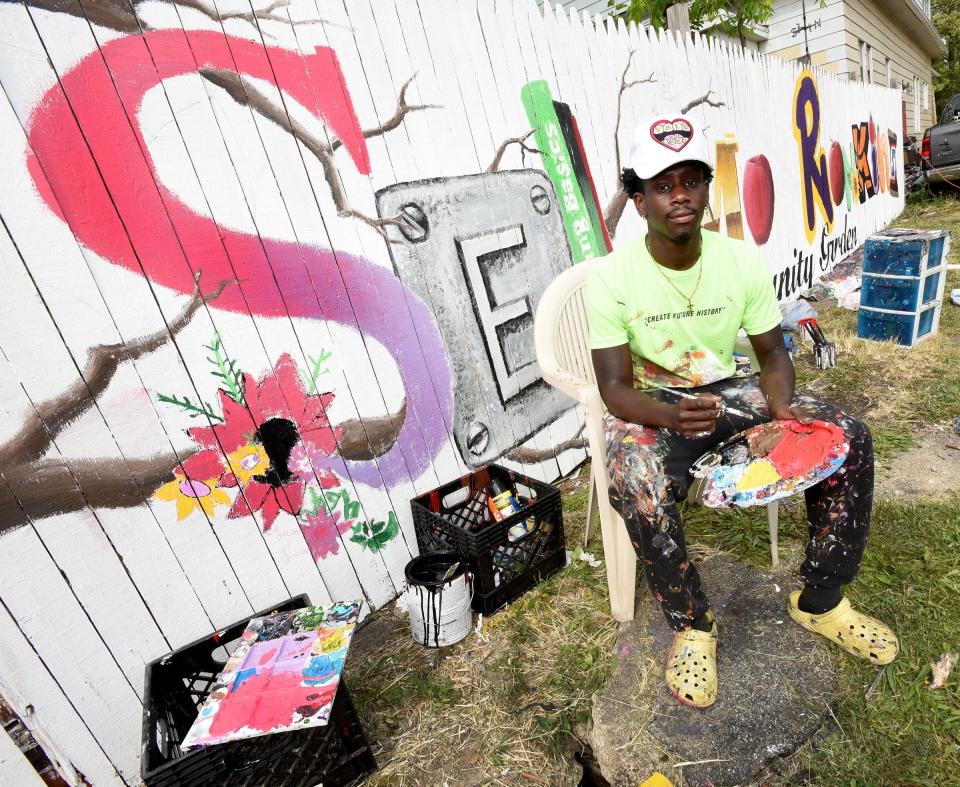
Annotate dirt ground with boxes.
[875,421,960,499]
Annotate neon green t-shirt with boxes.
[585,230,782,390]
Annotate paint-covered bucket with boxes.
[405,552,472,648]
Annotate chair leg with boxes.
[585,431,636,622]
[767,500,779,568]
[583,467,598,549]
[595,499,636,622]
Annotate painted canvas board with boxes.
[181,600,362,750]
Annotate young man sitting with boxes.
[586,114,898,708]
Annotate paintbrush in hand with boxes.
[656,387,752,419]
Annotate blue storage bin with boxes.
[858,308,915,345]
[858,304,941,348]
[929,236,946,269]
[917,306,937,338]
[863,229,951,278]
[863,239,925,276]
[922,270,943,305]
[859,275,921,311]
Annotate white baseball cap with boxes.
[625,114,712,179]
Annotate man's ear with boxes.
[633,192,645,219]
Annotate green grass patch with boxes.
[872,423,919,462]
[682,493,960,785]
[797,494,960,785]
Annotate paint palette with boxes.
[691,420,849,509]
[181,600,362,750]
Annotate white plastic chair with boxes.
[534,258,779,623]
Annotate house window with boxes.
[886,57,893,88]
[922,81,929,111]
[859,41,873,83]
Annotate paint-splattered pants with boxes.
[605,375,873,631]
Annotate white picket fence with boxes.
[0,0,902,783]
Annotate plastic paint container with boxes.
[405,552,472,648]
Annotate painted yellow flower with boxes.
[850,167,861,203]
[226,443,269,486]
[155,477,231,521]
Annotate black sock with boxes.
[691,611,713,632]
[798,586,842,614]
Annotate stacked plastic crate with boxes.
[858,229,951,347]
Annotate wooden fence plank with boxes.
[0,608,125,787]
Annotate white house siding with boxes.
[841,0,939,134]
[763,0,941,135]
[763,0,849,74]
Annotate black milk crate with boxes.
[141,595,377,787]
[411,464,565,615]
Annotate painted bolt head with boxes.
[466,420,490,456]
[530,184,551,215]
[397,203,429,243]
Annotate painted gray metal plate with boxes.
[376,170,575,467]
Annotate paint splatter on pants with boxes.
[605,374,873,631]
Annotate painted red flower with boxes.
[185,354,343,529]
[299,508,353,560]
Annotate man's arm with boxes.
[591,344,721,437]
[747,327,812,422]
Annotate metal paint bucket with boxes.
[405,552,472,648]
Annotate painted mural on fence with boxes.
[0,3,904,782]
[1,26,585,557]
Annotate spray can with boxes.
[487,479,534,542]
[487,478,520,521]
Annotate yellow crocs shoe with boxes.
[788,592,899,665]
[665,616,718,708]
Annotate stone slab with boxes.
[591,553,839,787]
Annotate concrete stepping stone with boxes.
[591,553,840,786]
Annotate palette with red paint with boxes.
[691,420,850,508]
[180,600,362,750]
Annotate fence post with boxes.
[666,1,691,33]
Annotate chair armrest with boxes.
[539,365,598,407]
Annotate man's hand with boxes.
[671,394,722,438]
[769,402,814,424]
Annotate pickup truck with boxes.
[922,94,960,184]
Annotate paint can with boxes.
[405,552,472,648]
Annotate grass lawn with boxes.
[345,192,960,785]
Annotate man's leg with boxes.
[604,413,723,706]
[603,414,711,632]
[793,395,873,613]
[714,376,874,602]
[718,378,898,663]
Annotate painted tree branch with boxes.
[337,401,408,461]
[200,69,435,242]
[0,453,194,535]
[13,0,331,34]
[681,90,726,114]
[174,0,332,29]
[330,74,440,152]
[485,130,541,173]
[0,273,233,470]
[504,426,587,464]
[605,51,656,238]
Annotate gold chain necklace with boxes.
[646,236,702,313]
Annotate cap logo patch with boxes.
[650,119,692,152]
